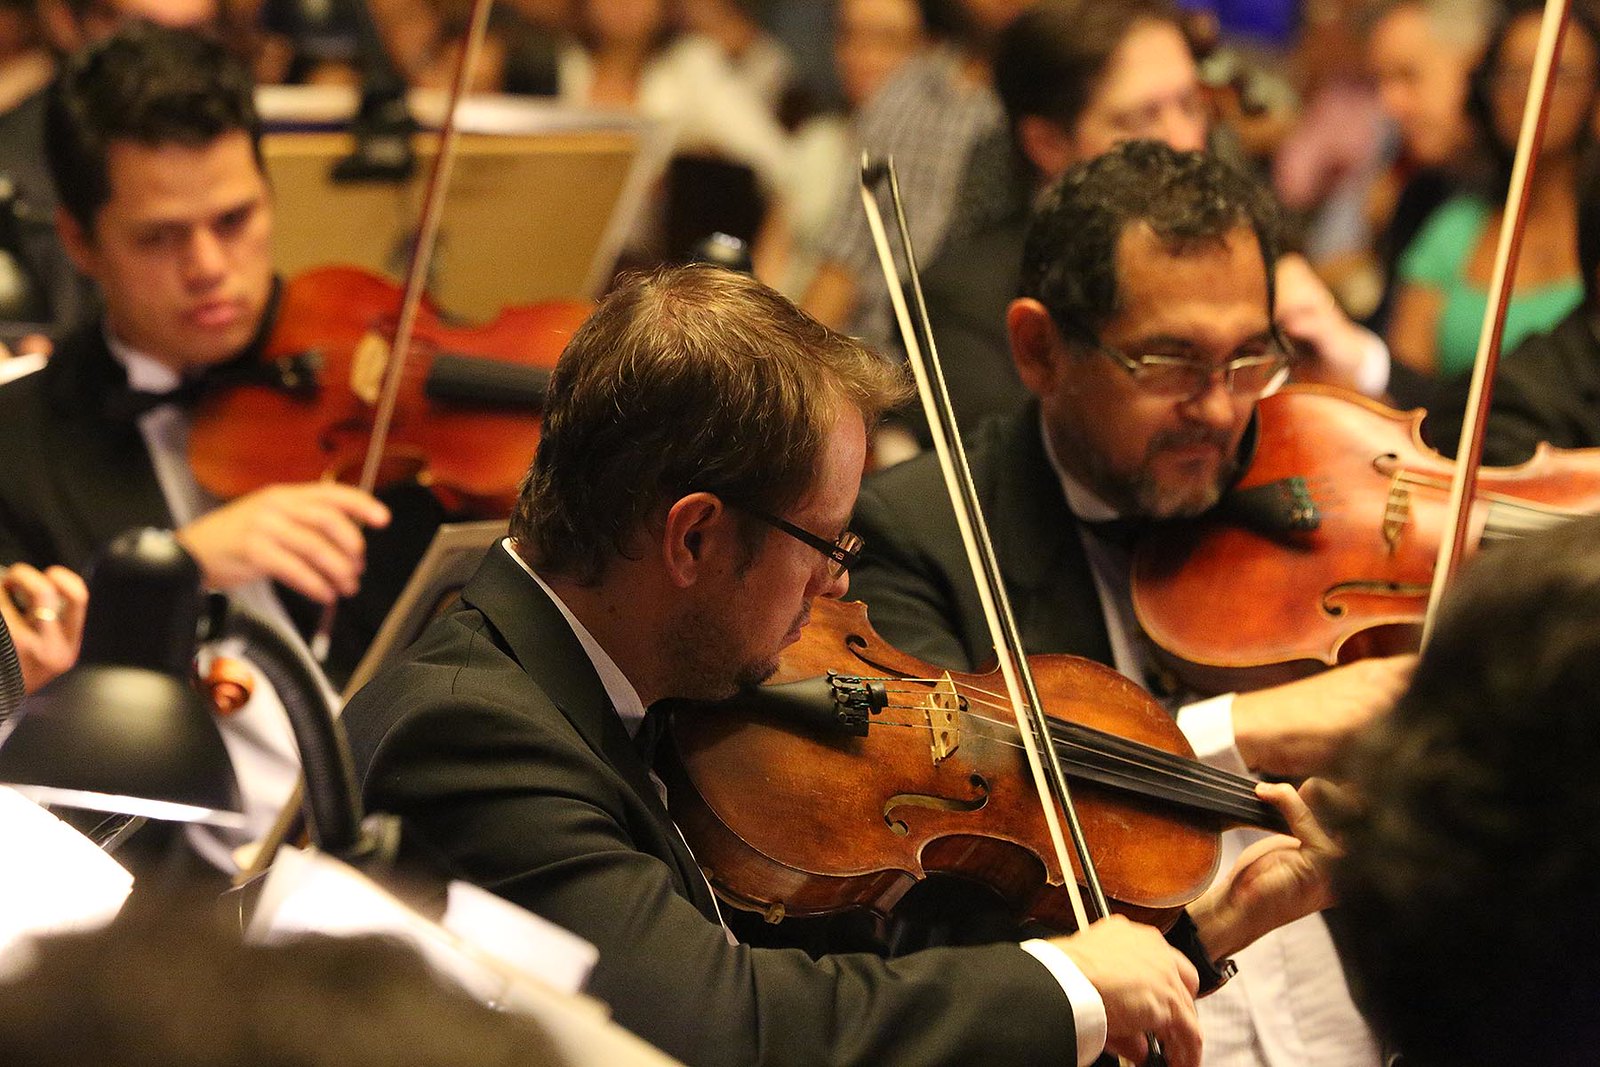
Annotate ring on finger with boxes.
[30,604,59,624]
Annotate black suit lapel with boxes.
[458,548,721,920]
[983,406,1116,667]
[41,330,171,569]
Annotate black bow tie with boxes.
[1083,517,1149,550]
[101,376,211,421]
[633,705,670,765]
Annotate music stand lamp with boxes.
[0,528,389,863]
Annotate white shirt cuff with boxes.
[1020,938,1107,1066]
[1353,327,1391,399]
[1176,693,1250,775]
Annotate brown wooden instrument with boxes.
[659,598,1286,933]
[1132,385,1600,694]
[188,264,588,517]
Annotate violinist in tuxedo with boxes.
[849,141,1414,1067]
[341,262,1343,1067]
[0,23,390,867]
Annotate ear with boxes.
[660,492,732,589]
[1007,298,1067,398]
[55,206,96,278]
[1015,115,1080,184]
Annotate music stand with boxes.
[340,519,507,701]
[258,87,672,317]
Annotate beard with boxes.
[662,586,803,702]
[1068,421,1241,520]
[1126,424,1241,518]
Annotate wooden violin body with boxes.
[659,598,1283,933]
[189,265,590,515]
[1132,385,1600,693]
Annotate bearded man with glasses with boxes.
[850,140,1412,1067]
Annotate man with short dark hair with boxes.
[851,140,1407,1066]
[1332,511,1600,1067]
[341,262,1338,1067]
[917,0,1385,438]
[0,23,391,867]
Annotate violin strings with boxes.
[867,706,1273,824]
[874,694,1270,819]
[1394,470,1584,522]
[886,677,1262,799]
[871,677,1260,798]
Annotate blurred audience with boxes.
[761,0,927,296]
[1389,0,1599,381]
[676,0,794,113]
[1359,0,1492,337]
[558,0,791,264]
[1425,148,1600,462]
[799,0,1022,350]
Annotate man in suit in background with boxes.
[850,141,1411,1066]
[342,263,1340,1067]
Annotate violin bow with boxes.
[860,158,1162,1066]
[1423,0,1573,642]
[242,0,498,883]
[307,0,498,663]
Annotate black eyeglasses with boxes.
[726,501,865,578]
[1092,332,1293,400]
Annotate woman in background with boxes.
[1388,0,1600,380]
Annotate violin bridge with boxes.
[924,673,962,763]
[351,331,391,406]
[1383,479,1410,553]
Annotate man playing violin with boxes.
[914,0,1390,441]
[0,23,389,867]
[342,261,1346,1067]
[849,140,1414,1066]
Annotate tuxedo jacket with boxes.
[341,546,1079,1067]
[849,402,1115,675]
[0,323,172,571]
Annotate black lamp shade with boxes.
[0,528,243,826]
[0,663,244,826]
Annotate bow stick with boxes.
[860,157,1162,1067]
[1423,0,1573,641]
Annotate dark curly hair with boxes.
[1019,139,1280,345]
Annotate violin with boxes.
[658,598,1286,933]
[188,264,590,516]
[1131,384,1600,695]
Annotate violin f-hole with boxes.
[883,774,989,836]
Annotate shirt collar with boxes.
[105,327,182,395]
[499,539,649,736]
